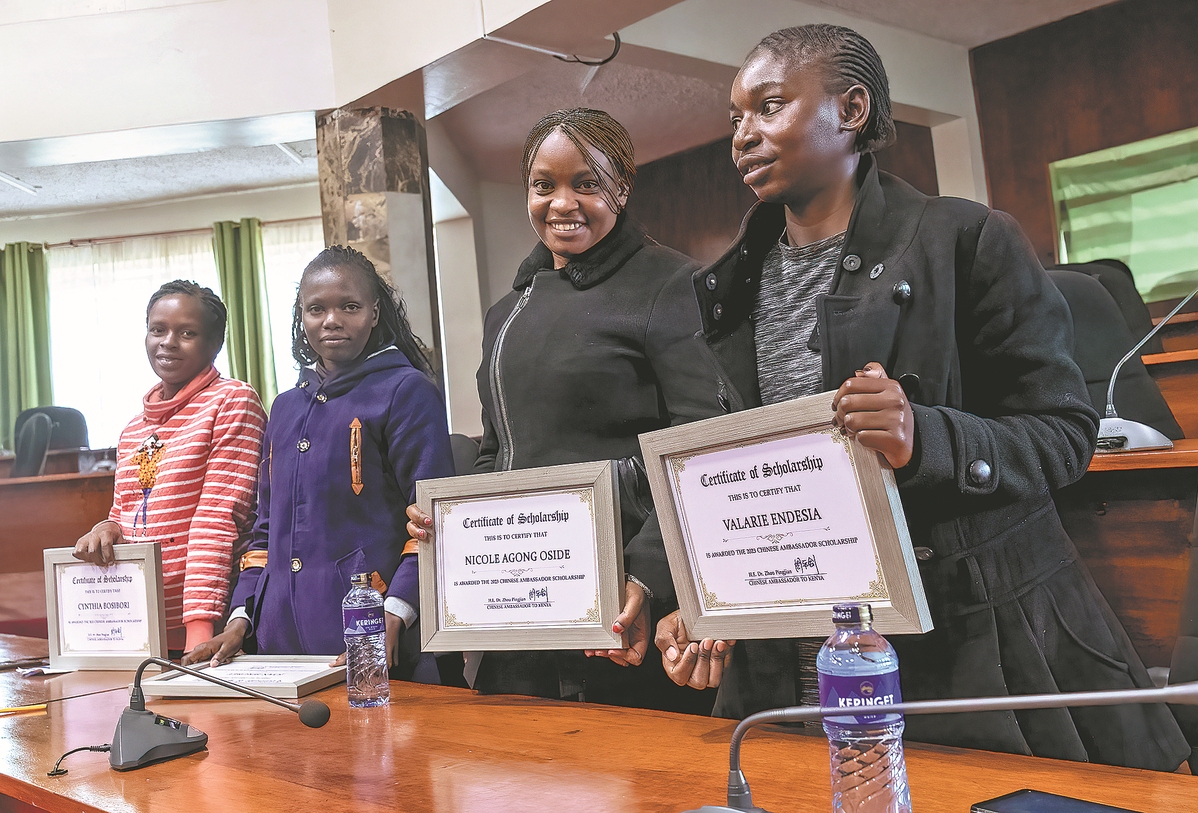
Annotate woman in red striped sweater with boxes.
[73,280,267,654]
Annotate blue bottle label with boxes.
[343,606,385,637]
[818,668,902,725]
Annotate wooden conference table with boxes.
[0,637,1193,813]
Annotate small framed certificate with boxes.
[417,460,625,652]
[139,656,343,700]
[639,391,932,640]
[43,543,168,670]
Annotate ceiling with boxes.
[0,141,317,219]
[0,0,1126,222]
[798,0,1121,48]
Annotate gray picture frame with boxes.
[44,542,168,670]
[417,460,625,652]
[639,391,932,641]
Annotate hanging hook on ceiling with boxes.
[482,32,621,67]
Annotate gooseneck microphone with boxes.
[683,680,1198,813]
[110,657,331,770]
[1097,280,1198,452]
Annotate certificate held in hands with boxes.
[639,390,931,640]
[417,460,626,652]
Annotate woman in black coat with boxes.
[653,24,1191,769]
[409,109,716,709]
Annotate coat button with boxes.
[739,244,750,259]
[291,557,303,572]
[297,438,311,452]
[299,380,309,388]
[968,459,992,486]
[705,273,718,291]
[913,546,934,561]
[316,393,327,403]
[712,303,724,321]
[717,392,731,412]
[842,254,861,272]
[893,280,912,303]
[869,263,885,279]
[897,373,921,403]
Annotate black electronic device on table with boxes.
[109,656,331,771]
[972,789,1135,813]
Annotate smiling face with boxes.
[526,128,629,269]
[299,265,380,377]
[729,51,864,209]
[145,294,222,400]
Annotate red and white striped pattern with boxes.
[108,376,266,634]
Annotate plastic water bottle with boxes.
[342,573,390,708]
[816,603,911,813]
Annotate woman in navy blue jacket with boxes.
[185,246,454,681]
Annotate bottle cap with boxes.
[831,603,871,625]
[350,572,371,586]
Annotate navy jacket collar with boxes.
[297,346,413,398]
[512,213,648,291]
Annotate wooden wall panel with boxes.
[629,121,939,265]
[971,0,1198,266]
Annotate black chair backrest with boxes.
[14,406,88,450]
[1050,260,1163,355]
[10,412,53,478]
[449,434,480,477]
[1048,269,1183,439]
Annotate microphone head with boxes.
[298,700,331,728]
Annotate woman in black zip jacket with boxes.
[408,108,718,709]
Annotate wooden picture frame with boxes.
[139,656,343,700]
[639,390,932,640]
[44,543,168,670]
[417,460,625,652]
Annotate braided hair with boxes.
[520,108,636,213]
[750,24,896,154]
[292,245,433,377]
[147,279,227,353]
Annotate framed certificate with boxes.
[417,460,625,652]
[639,391,932,640]
[43,543,168,670]
[139,656,343,700]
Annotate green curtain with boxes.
[213,219,277,410]
[0,242,53,451]
[1049,125,1198,302]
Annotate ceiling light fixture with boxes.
[274,143,305,165]
[0,169,37,195]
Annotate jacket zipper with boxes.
[489,276,536,470]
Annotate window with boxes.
[46,232,228,448]
[261,218,324,391]
[1050,125,1198,303]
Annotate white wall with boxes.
[479,181,537,309]
[620,0,989,203]
[0,183,321,245]
[0,0,557,145]
[433,217,486,437]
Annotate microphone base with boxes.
[680,806,771,813]
[1095,417,1174,453]
[109,706,208,771]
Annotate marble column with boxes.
[315,107,441,382]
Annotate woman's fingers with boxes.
[329,652,347,668]
[406,503,433,541]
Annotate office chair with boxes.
[14,406,89,450]
[1048,269,1183,440]
[449,433,481,476]
[10,412,53,477]
[1050,260,1163,355]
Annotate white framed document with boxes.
[139,656,343,700]
[43,543,168,670]
[639,391,932,640]
[417,460,625,652]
